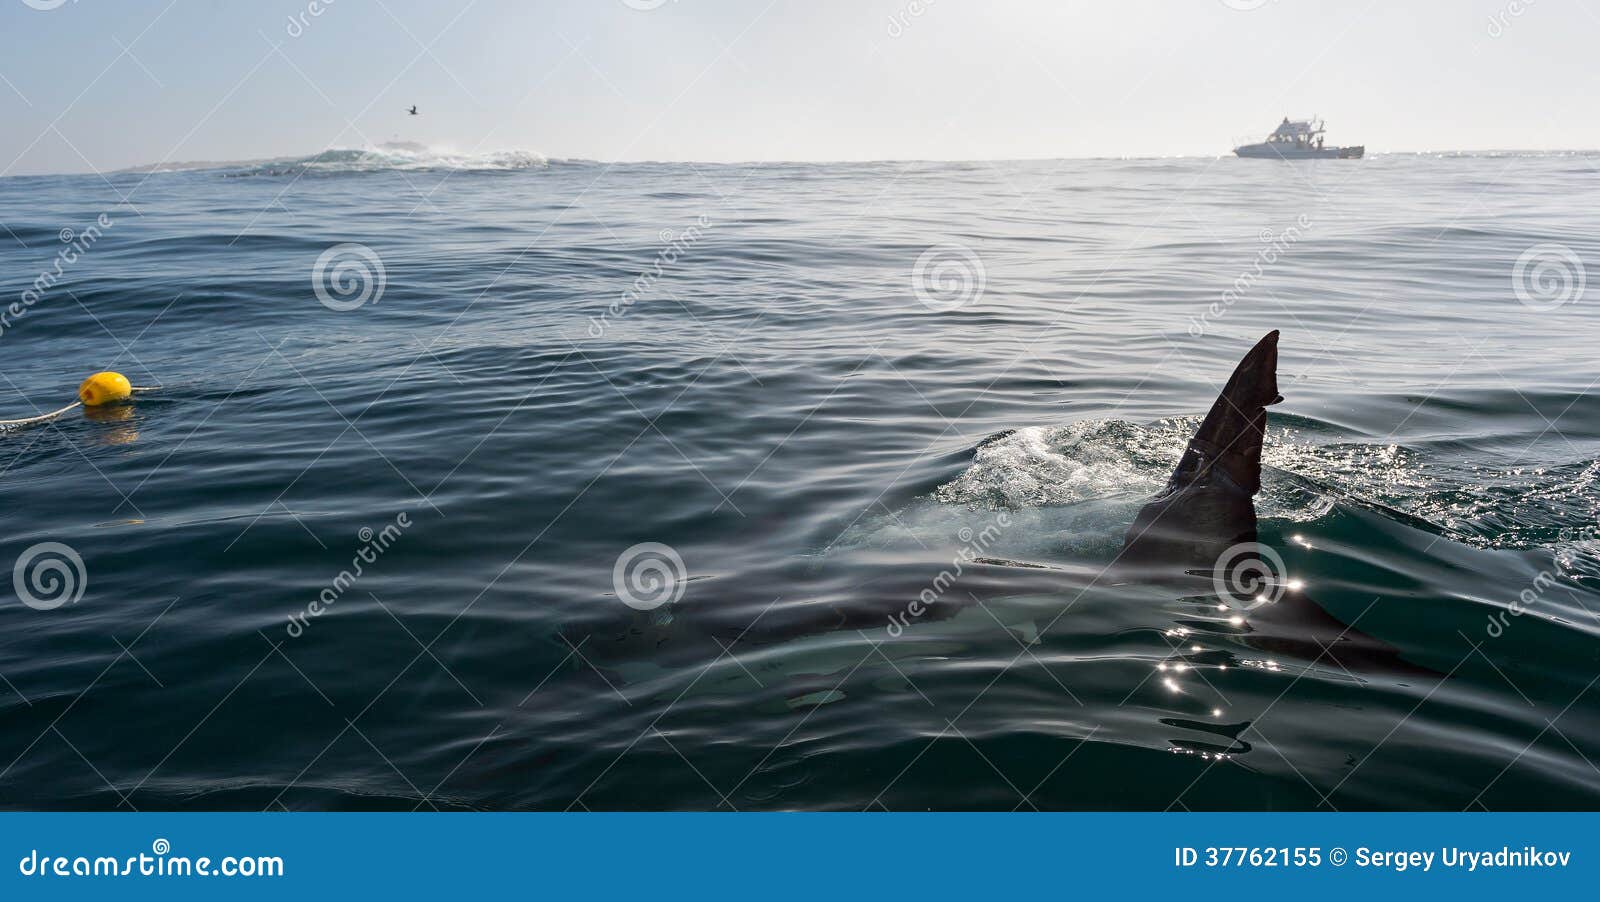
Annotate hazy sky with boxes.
[1,0,1595,175]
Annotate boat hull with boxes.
[1234,143,1364,160]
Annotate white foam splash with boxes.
[290,143,548,173]
[934,417,1600,555]
[143,143,555,177]
[933,419,1191,510]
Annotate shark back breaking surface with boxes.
[1121,330,1435,681]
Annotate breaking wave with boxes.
[124,143,551,177]
[237,143,548,176]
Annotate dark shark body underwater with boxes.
[579,331,1436,687]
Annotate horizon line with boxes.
[4,146,1598,181]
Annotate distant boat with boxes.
[1234,117,1364,159]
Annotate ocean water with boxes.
[1,150,1598,811]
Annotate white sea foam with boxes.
[285,143,548,172]
[932,419,1190,510]
[934,418,1600,554]
[124,143,551,176]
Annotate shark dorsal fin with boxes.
[1170,330,1282,497]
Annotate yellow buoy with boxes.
[78,371,133,407]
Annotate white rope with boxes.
[0,386,161,430]
[0,402,82,428]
